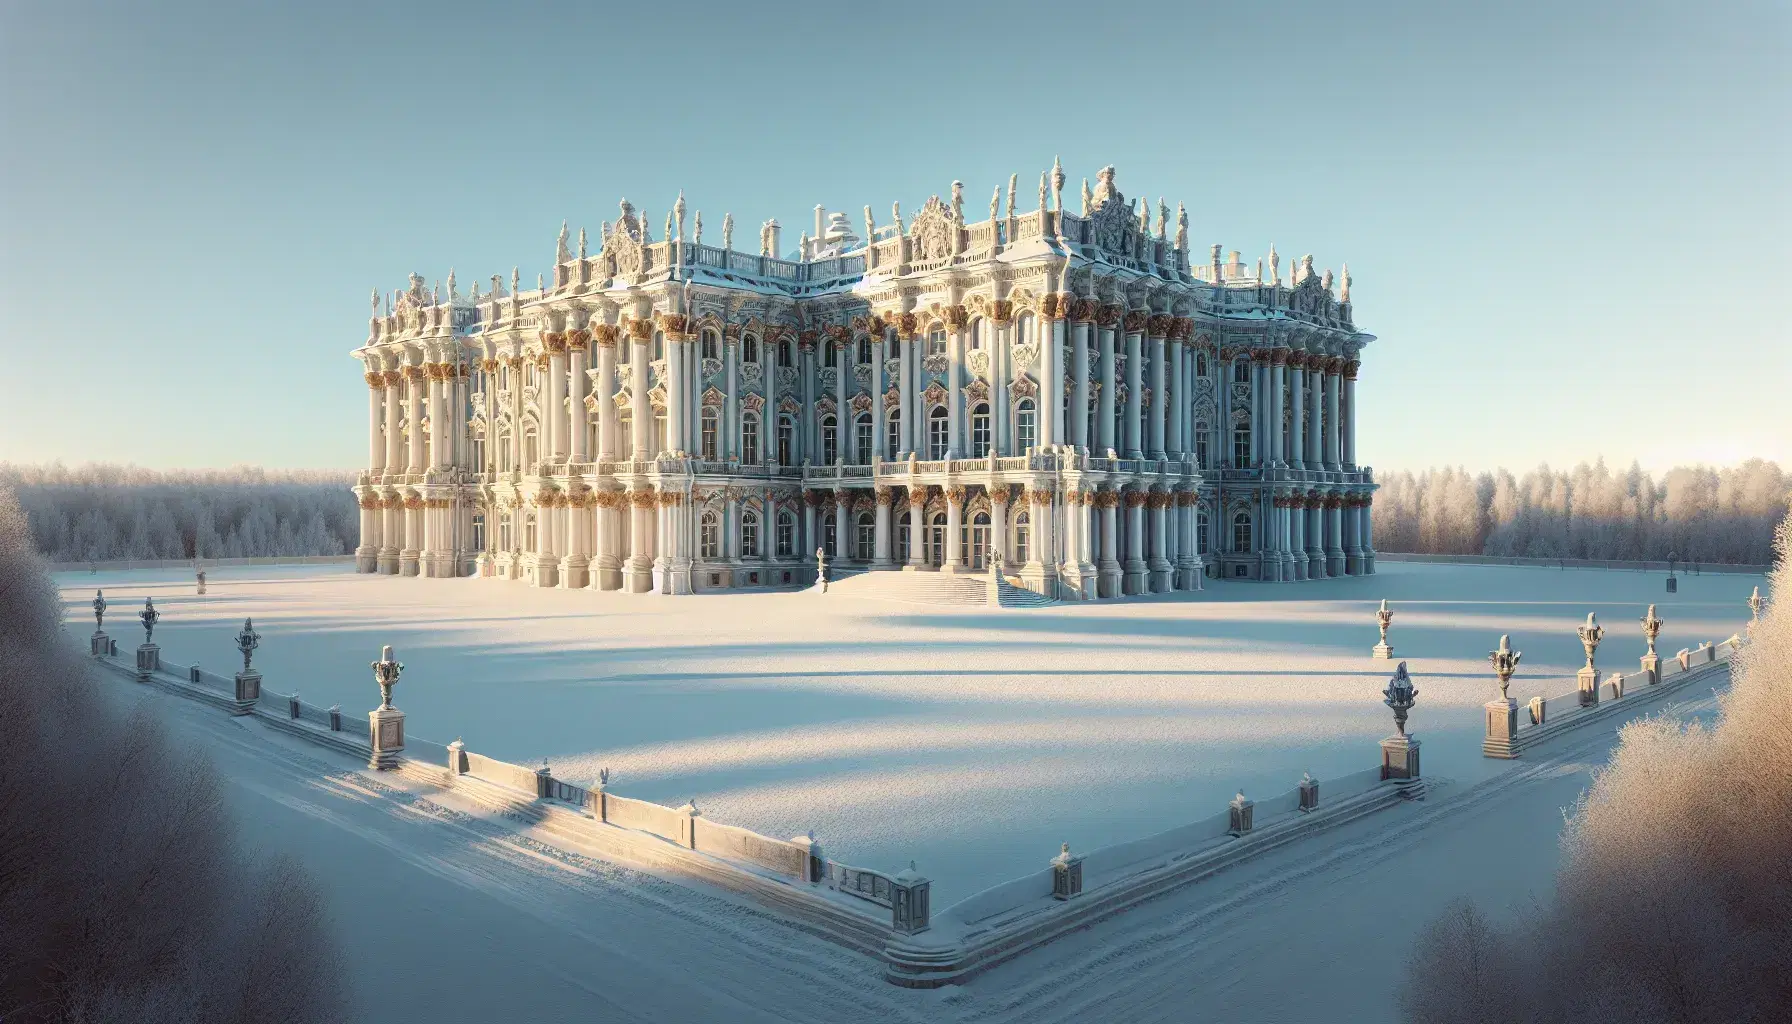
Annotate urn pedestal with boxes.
[1577,666,1600,707]
[1483,698,1518,758]
[90,631,109,658]
[1372,641,1394,660]
[135,643,160,680]
[368,707,406,770]
[1381,733,1422,784]
[1639,653,1661,687]
[232,670,261,716]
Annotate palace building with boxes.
[350,163,1377,599]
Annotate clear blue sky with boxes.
[2,0,1786,472]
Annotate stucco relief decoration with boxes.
[701,357,723,381]
[701,386,726,408]
[921,382,948,407]
[1011,341,1039,370]
[778,395,802,414]
[603,201,646,277]
[850,393,874,413]
[922,353,950,375]
[741,392,765,414]
[966,350,991,381]
[583,393,601,413]
[649,359,667,386]
[965,379,991,403]
[816,395,837,415]
[648,385,668,411]
[819,367,838,391]
[612,386,632,410]
[852,364,871,387]
[1010,375,1038,401]
[897,313,919,337]
[883,357,901,379]
[909,195,956,261]
[884,387,902,410]
[992,299,1014,324]
[740,362,764,389]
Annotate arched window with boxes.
[1014,314,1036,361]
[498,364,510,390]
[471,513,485,552]
[1232,421,1252,468]
[820,414,839,465]
[617,410,633,455]
[1015,399,1036,453]
[777,414,795,465]
[496,431,511,471]
[1232,510,1253,553]
[1233,358,1252,385]
[743,334,760,365]
[1013,509,1031,564]
[855,512,874,561]
[969,318,985,350]
[927,511,947,565]
[928,406,949,460]
[741,510,760,558]
[472,434,486,473]
[499,515,513,552]
[970,403,991,457]
[854,413,873,465]
[524,511,538,551]
[779,338,795,368]
[653,331,665,361]
[701,330,720,361]
[776,510,796,556]
[1197,508,1210,555]
[896,510,911,563]
[927,329,947,357]
[886,410,901,460]
[823,341,838,368]
[968,511,990,569]
[700,511,721,559]
[701,407,719,460]
[822,511,837,556]
[1196,351,1209,377]
[741,411,761,465]
[523,427,539,468]
[1194,421,1210,469]
[525,362,537,387]
[856,337,872,365]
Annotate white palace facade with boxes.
[350,164,1378,599]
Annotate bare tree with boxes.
[1401,510,1792,1023]
[0,487,350,1023]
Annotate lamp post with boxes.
[1380,661,1421,784]
[225,617,262,714]
[1371,598,1394,659]
[135,598,160,679]
[1576,613,1605,707]
[1640,605,1664,684]
[89,590,109,657]
[368,645,407,769]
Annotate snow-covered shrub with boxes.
[1374,459,1788,564]
[1400,510,1792,1023]
[0,463,356,561]
[0,487,349,1023]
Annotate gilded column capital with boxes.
[874,486,893,506]
[944,305,969,330]
[1146,314,1173,338]
[365,371,384,389]
[627,319,652,342]
[1096,304,1123,327]
[1344,360,1360,381]
[906,487,928,510]
[566,328,590,351]
[990,300,1013,325]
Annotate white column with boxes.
[1070,318,1090,449]
[943,487,963,571]
[874,488,893,567]
[630,329,651,460]
[1325,369,1341,469]
[367,374,386,472]
[835,336,850,463]
[568,340,588,463]
[1042,311,1063,448]
[947,323,965,458]
[1147,332,1167,459]
[1307,365,1324,471]
[597,335,618,459]
[800,339,816,463]
[1268,354,1285,465]
[724,333,739,461]
[1343,365,1358,468]
[833,492,849,561]
[907,491,926,567]
[991,493,1009,569]
[1288,364,1304,469]
[1167,340,1185,459]
[382,374,403,473]
[1122,321,1143,458]
[406,367,426,472]
[547,346,568,459]
[1097,316,1117,453]
[899,331,916,456]
[665,333,686,454]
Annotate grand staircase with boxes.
[822,569,1055,608]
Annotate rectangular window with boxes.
[970,411,990,458]
[856,418,874,465]
[742,419,760,465]
[701,412,718,460]
[471,514,485,551]
[777,517,795,557]
[886,413,900,460]
[742,516,759,558]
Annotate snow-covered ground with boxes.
[58,560,1758,905]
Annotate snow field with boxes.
[59,560,1759,903]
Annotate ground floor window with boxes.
[777,511,796,556]
[1013,510,1030,564]
[742,511,760,558]
[1232,511,1252,553]
[701,512,720,558]
[855,513,874,561]
[471,514,485,552]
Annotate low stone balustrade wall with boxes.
[1378,552,1770,575]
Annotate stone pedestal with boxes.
[891,863,931,935]
[1227,794,1255,836]
[90,631,109,658]
[1372,641,1394,660]
[1577,666,1600,707]
[368,707,405,770]
[446,738,467,776]
[1639,653,1660,686]
[1607,672,1625,700]
[1050,845,1084,900]
[135,643,159,680]
[1380,734,1422,783]
[231,670,261,716]
[1298,775,1320,812]
[1483,698,1518,758]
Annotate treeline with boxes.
[1373,459,1789,565]
[1,464,357,563]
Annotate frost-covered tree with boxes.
[0,463,357,561]
[0,487,350,1022]
[1374,459,1788,563]
[1401,509,1792,1023]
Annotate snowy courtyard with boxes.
[58,560,1760,904]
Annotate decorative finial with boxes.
[537,272,544,294]
[1137,197,1149,232]
[556,220,570,264]
[891,201,903,234]
[371,287,381,317]
[1175,202,1188,251]
[693,210,702,246]
[1577,613,1605,673]
[1383,661,1418,736]
[1321,268,1334,292]
[577,227,587,259]
[723,212,734,250]
[1268,244,1280,285]
[93,589,106,631]
[1748,586,1764,625]
[1156,198,1169,240]
[1081,178,1093,216]
[663,211,673,243]
[1037,171,1048,210]
[862,205,874,244]
[445,268,457,300]
[1488,634,1522,701]
[511,267,519,295]
[1006,174,1018,218]
[139,597,159,643]
[1051,156,1065,211]
[950,180,964,224]
[674,190,686,236]
[1339,263,1351,303]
